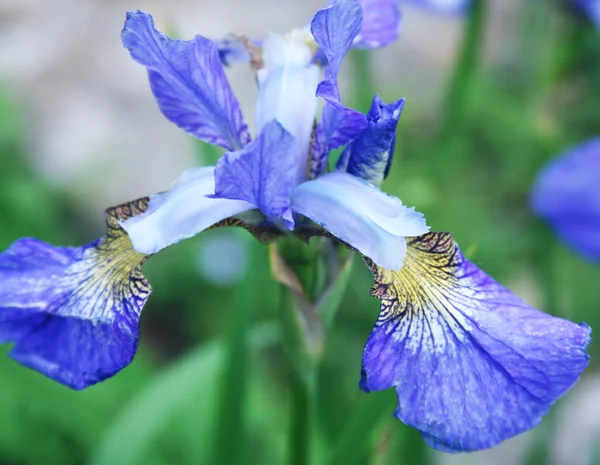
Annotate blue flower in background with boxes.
[571,0,600,28]
[531,138,600,261]
[401,0,472,15]
[0,0,590,454]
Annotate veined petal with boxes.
[312,1,367,127]
[403,0,472,15]
[122,11,250,151]
[361,233,590,452]
[342,95,404,187]
[312,0,362,104]
[354,0,402,48]
[212,121,297,227]
[290,172,428,269]
[531,138,600,261]
[121,167,256,255]
[0,199,152,390]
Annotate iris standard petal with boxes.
[354,0,402,48]
[312,1,366,123]
[212,121,297,227]
[360,232,590,452]
[342,95,404,187]
[402,0,472,15]
[309,102,369,180]
[122,11,250,151]
[121,167,256,255]
[0,199,152,390]
[256,32,320,184]
[531,138,600,261]
[290,172,428,269]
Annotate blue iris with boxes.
[0,0,591,455]
[531,138,600,261]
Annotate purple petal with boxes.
[354,0,402,48]
[215,35,251,65]
[291,172,428,269]
[361,233,590,452]
[341,95,404,186]
[402,0,472,15]
[0,200,152,390]
[122,11,250,150]
[212,121,297,227]
[531,138,600,261]
[121,167,256,255]
[312,0,362,104]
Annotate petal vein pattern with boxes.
[122,11,250,150]
[360,232,590,452]
[0,199,152,390]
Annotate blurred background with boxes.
[0,0,599,464]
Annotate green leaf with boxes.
[90,324,279,465]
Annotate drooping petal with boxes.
[312,0,367,129]
[212,121,298,227]
[354,0,402,48]
[121,167,256,255]
[402,0,472,15]
[360,232,590,452]
[531,138,600,261]
[122,11,250,151]
[256,32,320,184]
[0,199,152,390]
[341,95,404,187]
[290,172,428,269]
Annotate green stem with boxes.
[350,49,376,112]
[289,373,316,465]
[440,0,487,140]
[211,246,256,465]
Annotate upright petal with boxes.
[312,1,367,126]
[0,199,152,390]
[256,32,320,184]
[361,233,590,452]
[354,0,402,48]
[212,121,298,227]
[402,0,472,15]
[290,172,428,269]
[122,11,250,151]
[121,166,256,255]
[309,103,369,179]
[341,95,404,187]
[531,138,600,261]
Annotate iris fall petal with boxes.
[360,233,591,452]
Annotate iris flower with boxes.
[531,138,600,261]
[0,0,590,454]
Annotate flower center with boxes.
[255,29,320,185]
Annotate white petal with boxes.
[291,172,429,270]
[121,166,255,254]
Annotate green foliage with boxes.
[1,2,600,464]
